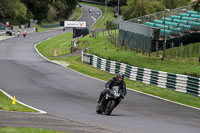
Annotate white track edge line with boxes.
[95,5,102,22]
[34,39,200,111]
[91,16,97,22]
[0,36,15,42]
[0,88,46,114]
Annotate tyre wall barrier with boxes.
[40,24,60,28]
[81,52,200,96]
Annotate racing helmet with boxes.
[116,72,124,81]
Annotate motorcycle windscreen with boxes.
[112,86,119,92]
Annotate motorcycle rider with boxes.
[97,72,127,107]
[23,30,27,38]
[17,31,21,37]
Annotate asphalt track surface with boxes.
[77,4,101,27]
[0,5,200,133]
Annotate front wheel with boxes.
[105,100,116,115]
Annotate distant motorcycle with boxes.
[96,86,122,115]
[23,31,27,38]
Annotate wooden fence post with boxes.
[113,32,114,44]
[110,31,112,43]
[156,41,158,57]
[171,42,174,59]
[142,40,144,55]
[109,30,110,41]
[95,28,97,39]
[117,37,119,51]
[185,48,187,59]
[115,32,117,47]
[136,40,138,53]
[129,40,132,50]
[189,43,192,61]
[110,30,111,42]
[199,44,200,62]
[97,28,98,37]
[109,31,112,43]
[112,32,113,44]
[108,30,109,41]
[113,31,115,45]
[181,43,183,60]
[163,41,166,59]
[115,30,116,46]
[149,41,151,57]
[131,40,133,50]
[121,40,123,51]
[176,48,178,60]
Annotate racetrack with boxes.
[0,5,200,133]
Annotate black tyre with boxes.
[96,104,102,114]
[105,100,116,115]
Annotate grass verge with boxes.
[37,31,200,108]
[36,25,53,32]
[0,127,70,133]
[36,32,73,57]
[152,42,200,60]
[71,7,82,21]
[0,91,36,112]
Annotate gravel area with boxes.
[0,111,118,133]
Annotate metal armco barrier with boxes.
[81,52,200,96]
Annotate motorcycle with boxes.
[96,86,122,115]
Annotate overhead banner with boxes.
[64,21,86,28]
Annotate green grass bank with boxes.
[71,7,82,21]
[36,32,73,57]
[0,127,70,133]
[0,91,36,112]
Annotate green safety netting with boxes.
[0,23,5,30]
[119,30,151,51]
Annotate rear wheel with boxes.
[96,104,102,114]
[105,100,116,115]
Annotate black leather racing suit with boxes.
[98,77,127,106]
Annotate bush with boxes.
[106,21,118,30]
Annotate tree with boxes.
[0,0,78,24]
[122,0,146,20]
[47,6,59,21]
[12,0,28,23]
[150,1,165,13]
[63,0,78,18]
[122,0,165,20]
[22,0,77,22]
[21,0,50,22]
[0,0,27,24]
[162,0,190,9]
[192,0,200,11]
[110,0,127,6]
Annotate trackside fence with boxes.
[82,52,200,96]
